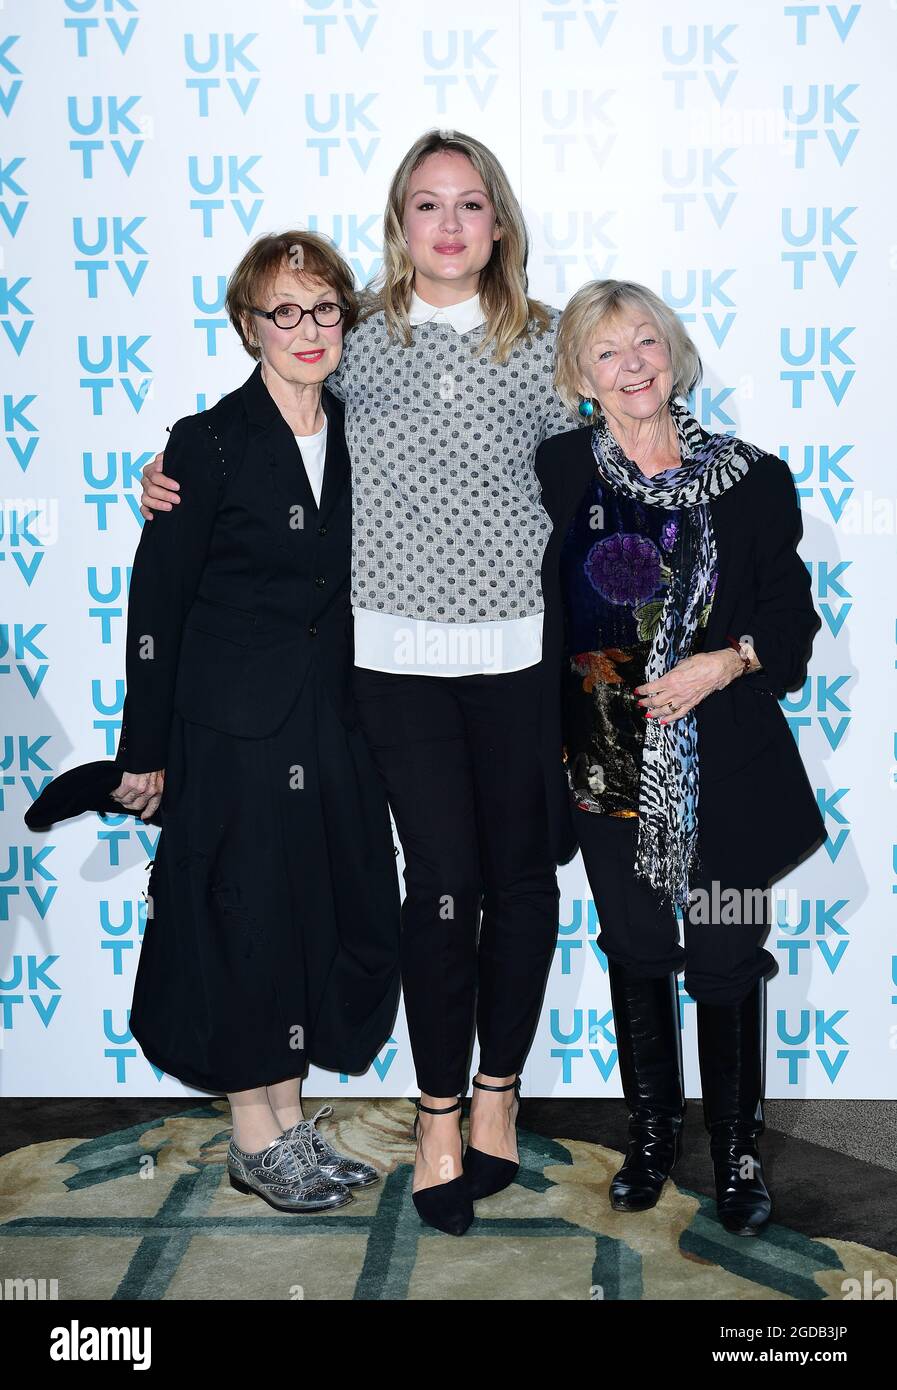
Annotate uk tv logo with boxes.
[776,1008,848,1084]
[0,734,54,811]
[422,30,499,113]
[99,898,148,976]
[0,955,62,1030]
[1,503,51,585]
[64,0,140,58]
[0,623,49,698]
[661,23,740,109]
[779,326,854,407]
[663,269,737,348]
[0,154,27,237]
[86,565,132,645]
[83,446,155,530]
[188,155,263,235]
[775,896,850,976]
[537,210,616,292]
[782,675,852,751]
[184,32,259,116]
[304,96,379,175]
[78,335,153,414]
[0,34,23,117]
[67,96,146,178]
[549,1006,618,1084]
[294,0,378,56]
[784,84,859,169]
[555,896,605,976]
[73,216,148,298]
[193,275,229,355]
[0,274,33,355]
[3,393,39,474]
[789,443,897,535]
[540,89,616,174]
[781,207,857,290]
[304,214,382,287]
[0,847,57,922]
[539,2,617,50]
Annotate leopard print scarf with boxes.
[590,397,765,906]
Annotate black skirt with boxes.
[129,665,402,1093]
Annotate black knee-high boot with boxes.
[696,977,772,1236]
[607,962,686,1212]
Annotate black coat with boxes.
[115,362,356,773]
[535,423,827,885]
[110,362,402,1085]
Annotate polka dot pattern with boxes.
[335,308,581,621]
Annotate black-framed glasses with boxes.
[251,301,345,330]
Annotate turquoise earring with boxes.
[578,397,595,419]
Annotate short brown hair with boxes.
[226,230,359,359]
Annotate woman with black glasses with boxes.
[108,230,401,1212]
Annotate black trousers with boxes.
[574,811,777,1006]
[352,663,559,1096]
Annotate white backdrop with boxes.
[2,0,894,1098]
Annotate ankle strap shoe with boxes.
[411,1097,473,1236]
[463,1075,522,1201]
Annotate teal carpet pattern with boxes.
[2,1099,893,1300]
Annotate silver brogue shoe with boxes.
[227,1130,354,1212]
[282,1105,380,1188]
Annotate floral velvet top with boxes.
[558,477,717,817]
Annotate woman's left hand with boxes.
[635,650,744,723]
[110,769,165,821]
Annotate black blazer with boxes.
[535,423,827,884]
[115,363,355,773]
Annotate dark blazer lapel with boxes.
[267,417,319,523]
[316,386,350,526]
[239,360,320,527]
[542,426,596,533]
[704,471,755,644]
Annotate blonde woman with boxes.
[536,280,825,1235]
[138,131,583,1236]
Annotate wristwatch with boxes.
[725,635,751,677]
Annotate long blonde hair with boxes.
[362,129,551,363]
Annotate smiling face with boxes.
[244,268,344,388]
[578,303,674,423]
[402,150,502,300]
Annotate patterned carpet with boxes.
[2,1099,895,1300]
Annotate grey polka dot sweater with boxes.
[327,307,583,622]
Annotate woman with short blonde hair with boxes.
[537,278,826,1235]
